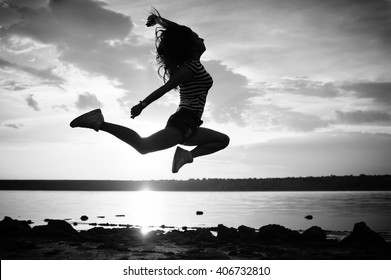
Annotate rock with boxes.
[238,225,256,235]
[301,226,326,242]
[163,230,189,243]
[85,227,106,236]
[217,224,239,242]
[342,222,385,245]
[305,215,313,220]
[191,229,216,243]
[196,211,203,215]
[238,225,258,243]
[258,224,301,242]
[48,220,78,234]
[32,219,78,237]
[80,215,88,221]
[0,216,31,236]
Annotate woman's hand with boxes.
[130,102,145,119]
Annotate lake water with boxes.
[1,190,391,238]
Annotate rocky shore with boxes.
[1,216,390,260]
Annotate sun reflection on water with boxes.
[130,189,161,228]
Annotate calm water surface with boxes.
[1,190,390,233]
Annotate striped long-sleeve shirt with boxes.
[179,60,213,118]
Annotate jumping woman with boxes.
[70,9,229,173]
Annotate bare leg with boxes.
[100,122,184,154]
[184,127,230,158]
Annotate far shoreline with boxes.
[0,175,391,192]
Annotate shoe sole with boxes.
[172,147,181,173]
[172,146,189,173]
[70,109,102,128]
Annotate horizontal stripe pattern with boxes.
[179,60,213,117]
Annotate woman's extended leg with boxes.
[100,122,184,154]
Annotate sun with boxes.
[130,189,161,227]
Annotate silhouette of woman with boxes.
[70,9,229,173]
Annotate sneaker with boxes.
[172,146,193,173]
[70,109,104,132]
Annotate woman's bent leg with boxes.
[184,127,230,158]
[171,127,229,173]
[100,122,184,154]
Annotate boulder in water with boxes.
[342,222,385,245]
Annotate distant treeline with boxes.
[1,175,391,191]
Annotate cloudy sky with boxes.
[0,0,390,180]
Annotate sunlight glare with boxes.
[132,189,161,227]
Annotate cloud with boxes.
[278,78,340,98]
[187,0,390,83]
[0,57,64,86]
[229,131,391,177]
[3,0,132,45]
[330,0,391,48]
[52,104,69,111]
[336,110,391,125]
[2,123,24,129]
[204,60,257,126]
[1,0,152,98]
[271,110,330,132]
[26,94,40,111]
[1,80,26,91]
[341,81,391,105]
[75,92,102,109]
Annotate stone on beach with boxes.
[305,215,313,220]
[191,228,216,243]
[0,216,31,236]
[32,219,79,237]
[258,224,301,242]
[301,226,327,242]
[80,215,88,221]
[217,224,240,242]
[238,225,258,242]
[342,222,385,245]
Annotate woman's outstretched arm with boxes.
[131,65,194,118]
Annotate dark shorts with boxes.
[166,108,203,143]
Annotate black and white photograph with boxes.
[1,0,391,269]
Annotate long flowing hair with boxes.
[149,9,195,83]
